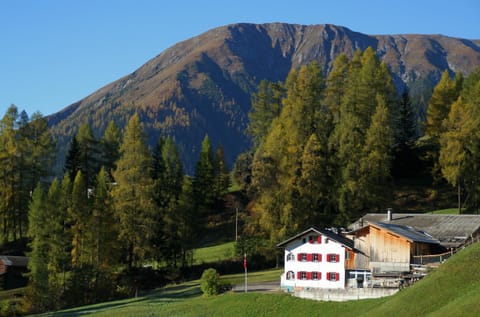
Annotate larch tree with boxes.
[112,113,155,270]
[247,80,285,148]
[359,96,395,210]
[26,184,50,312]
[425,71,463,178]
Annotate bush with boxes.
[200,268,219,296]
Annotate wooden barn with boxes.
[350,212,480,249]
[347,222,440,273]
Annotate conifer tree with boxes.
[247,80,285,147]
[425,71,463,178]
[193,135,216,213]
[91,167,118,299]
[26,184,51,312]
[297,133,330,227]
[112,113,155,269]
[360,96,394,210]
[100,120,121,182]
[214,145,230,200]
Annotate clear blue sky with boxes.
[1,0,479,117]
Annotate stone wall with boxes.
[294,287,398,302]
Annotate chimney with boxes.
[387,208,393,221]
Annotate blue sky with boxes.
[1,0,479,117]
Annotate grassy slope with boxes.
[358,242,480,317]
[38,242,480,317]
[193,241,235,264]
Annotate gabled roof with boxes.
[370,222,439,244]
[277,227,354,249]
[350,213,480,248]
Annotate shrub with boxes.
[200,268,219,296]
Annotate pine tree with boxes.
[214,145,230,201]
[112,113,155,269]
[193,135,216,213]
[64,136,81,180]
[76,123,101,190]
[100,120,121,182]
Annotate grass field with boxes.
[193,241,236,264]
[35,242,480,317]
[430,208,459,214]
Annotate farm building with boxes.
[349,212,480,249]
[277,227,357,292]
[346,222,441,273]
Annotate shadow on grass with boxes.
[39,283,202,316]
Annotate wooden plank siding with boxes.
[349,224,437,273]
[345,249,356,270]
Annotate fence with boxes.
[412,233,480,265]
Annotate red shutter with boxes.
[309,236,313,243]
[317,235,321,243]
[336,254,340,262]
[319,254,322,262]
[297,253,302,261]
[306,272,312,280]
[318,272,322,280]
[326,254,331,262]
[335,273,340,281]
[297,272,301,279]
[307,253,312,262]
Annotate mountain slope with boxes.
[47,23,480,173]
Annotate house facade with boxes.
[277,228,356,291]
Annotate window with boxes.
[312,253,321,262]
[286,271,295,280]
[312,272,321,280]
[308,235,322,244]
[327,254,340,263]
[297,271,307,280]
[286,253,295,261]
[328,272,340,281]
[297,253,308,261]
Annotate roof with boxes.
[372,222,439,244]
[277,227,354,249]
[350,213,480,248]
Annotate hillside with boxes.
[38,242,480,316]
[47,23,480,173]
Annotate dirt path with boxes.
[232,281,280,293]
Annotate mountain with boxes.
[47,23,480,173]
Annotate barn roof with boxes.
[350,213,480,248]
[277,227,354,249]
[373,222,439,244]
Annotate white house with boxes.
[277,227,356,292]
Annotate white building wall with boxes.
[281,233,346,290]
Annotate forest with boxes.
[1,47,480,313]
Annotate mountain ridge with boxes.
[47,23,480,173]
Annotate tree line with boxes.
[234,47,480,248]
[0,108,229,312]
